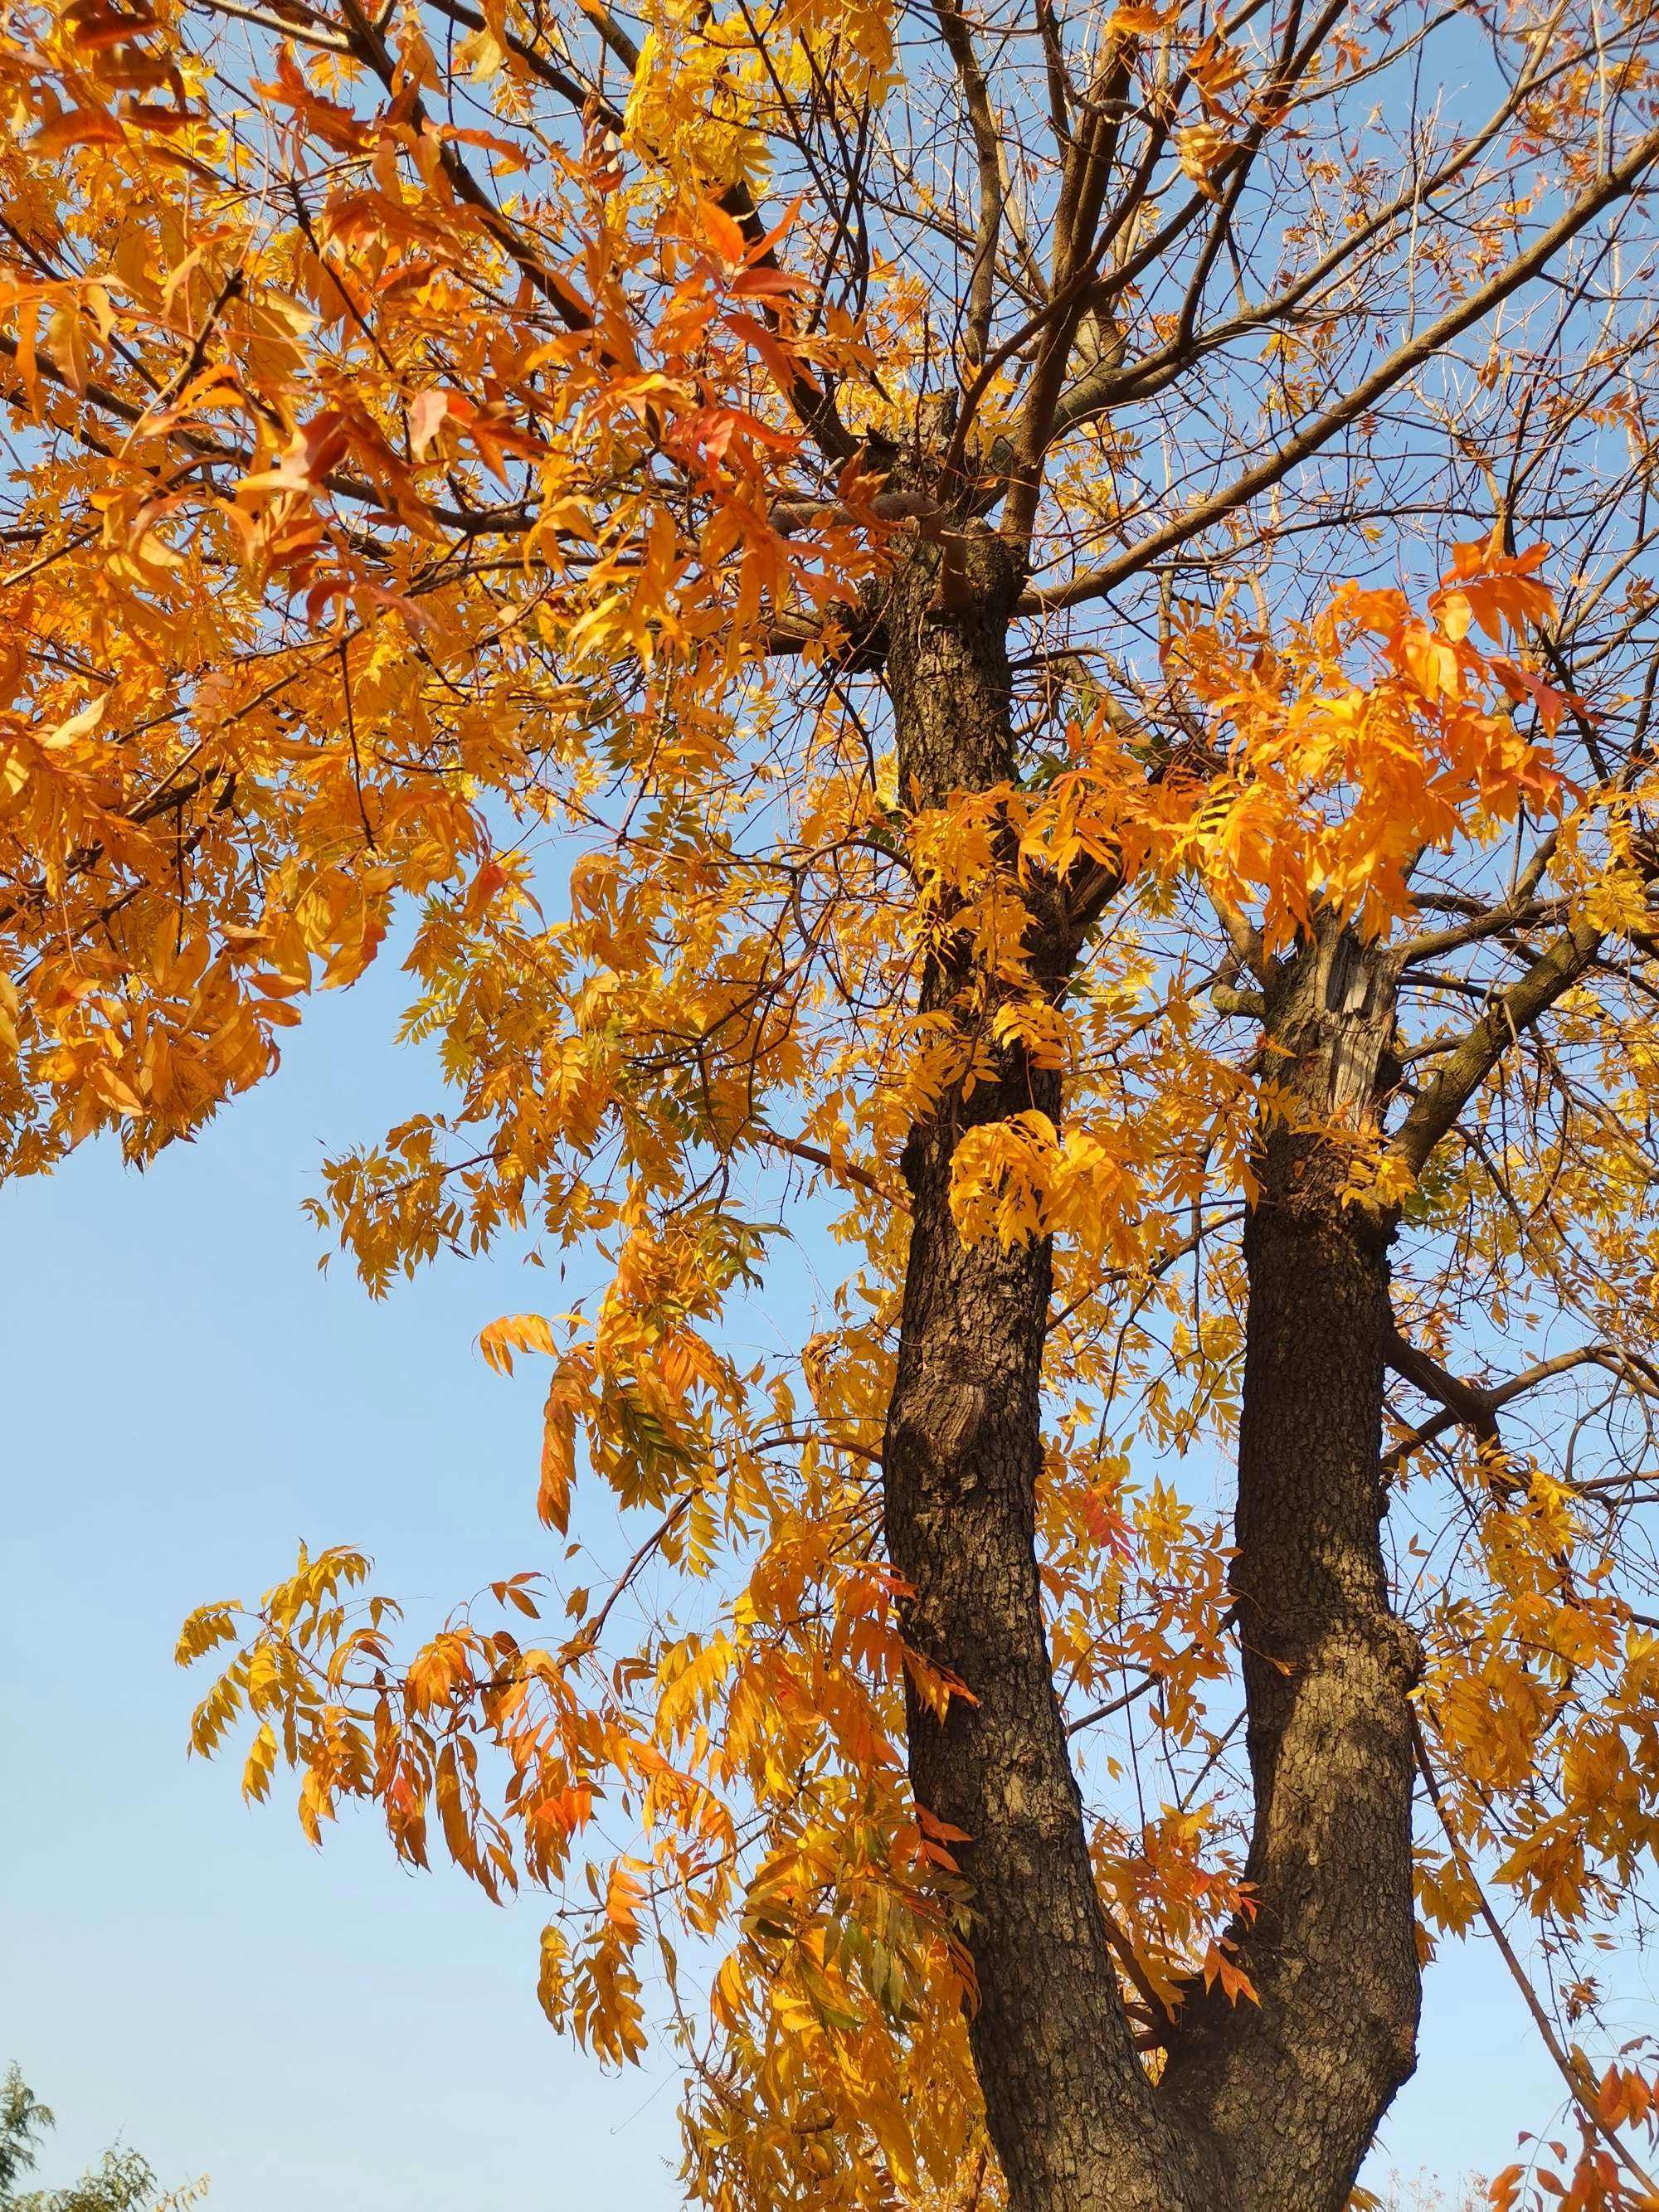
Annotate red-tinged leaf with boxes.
[730,265,808,301]
[746,192,805,263]
[539,1384,575,1534]
[32,109,127,153]
[697,197,750,268]
[440,124,531,173]
[720,310,820,401]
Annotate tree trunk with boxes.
[879,530,1220,2212]
[1160,925,1423,2210]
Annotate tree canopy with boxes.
[7,0,1659,2204]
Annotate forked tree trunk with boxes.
[879,549,1421,2212]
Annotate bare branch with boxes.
[1021,124,1659,614]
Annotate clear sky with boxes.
[3,945,1647,2206]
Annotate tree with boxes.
[7,0,1659,2205]
[0,2069,207,2212]
[2,2071,56,2198]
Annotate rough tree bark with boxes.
[880,538,1423,2212]
[1160,926,1423,2212]
[880,527,1223,2211]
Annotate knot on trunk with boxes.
[885,519,1022,647]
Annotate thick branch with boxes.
[1389,916,1602,1180]
[1384,1337,1647,1472]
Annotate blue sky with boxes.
[2,943,1647,2206]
